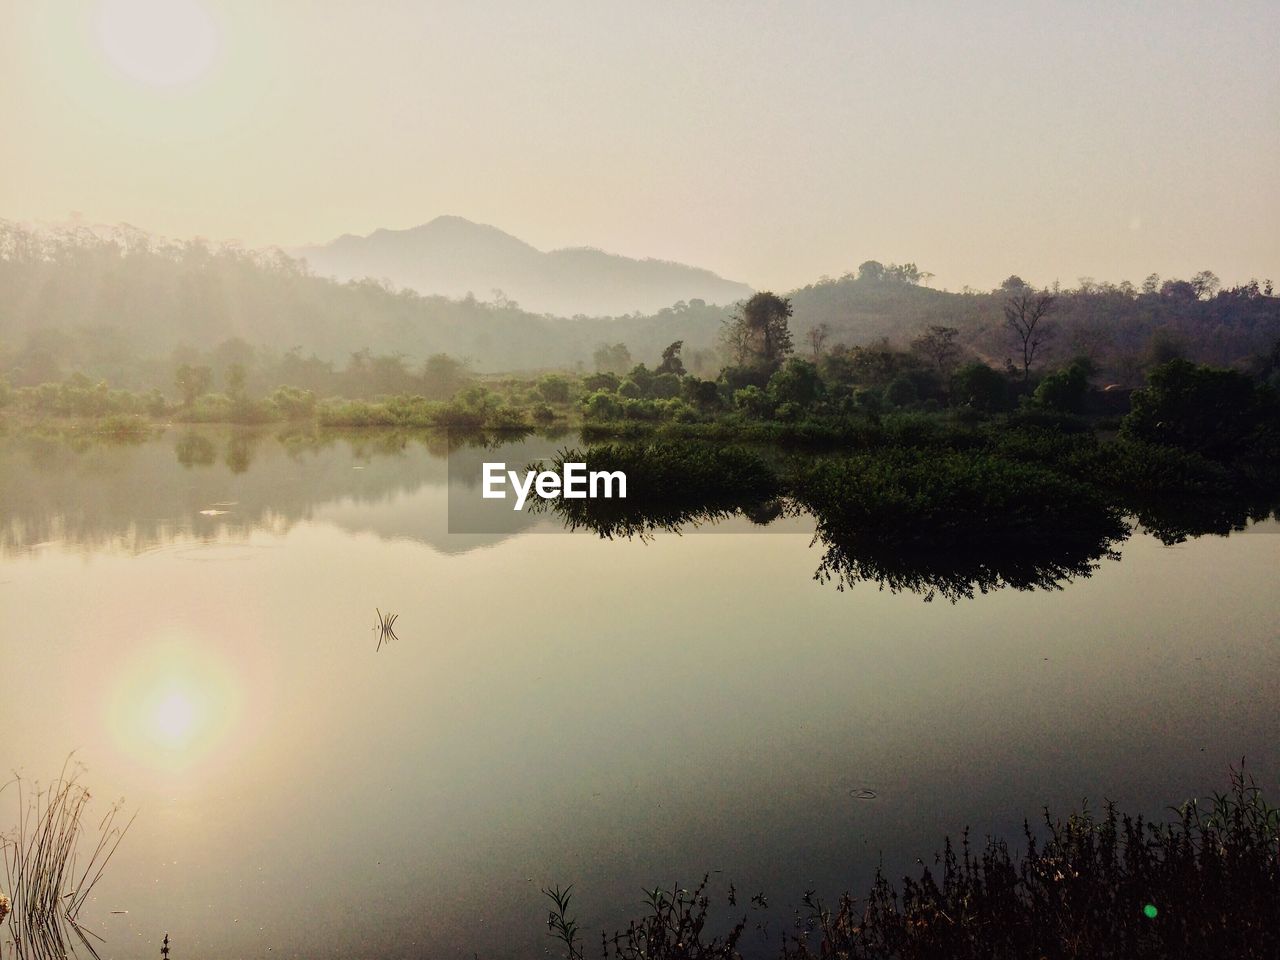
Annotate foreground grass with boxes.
[1,762,134,960]
[544,767,1279,959]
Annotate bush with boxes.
[682,378,721,410]
[650,372,681,399]
[1121,359,1275,461]
[582,390,624,421]
[536,374,571,403]
[1034,358,1092,413]
[271,385,317,420]
[768,359,824,407]
[952,361,1013,412]
[733,385,772,418]
[582,371,620,393]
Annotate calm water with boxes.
[2,428,1278,959]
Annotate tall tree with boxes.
[1005,292,1057,387]
[807,322,831,359]
[655,340,686,376]
[723,292,794,371]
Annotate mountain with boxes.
[293,216,753,317]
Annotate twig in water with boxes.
[373,608,400,651]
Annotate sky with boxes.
[1,0,1277,293]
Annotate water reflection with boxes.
[3,428,1279,960]
[2,429,1275,602]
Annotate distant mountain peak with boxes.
[294,219,751,316]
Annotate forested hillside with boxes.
[2,222,1276,396]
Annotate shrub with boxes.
[952,361,1012,412]
[1121,359,1275,461]
[583,390,624,421]
[733,385,772,418]
[536,374,572,403]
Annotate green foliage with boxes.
[655,340,686,377]
[536,374,572,403]
[722,292,793,370]
[733,385,772,419]
[1122,359,1276,460]
[797,448,1127,601]
[582,390,624,422]
[952,361,1012,412]
[271,386,317,420]
[582,371,620,393]
[1033,357,1093,413]
[650,372,681,399]
[767,358,824,407]
[681,377,721,410]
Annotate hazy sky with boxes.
[2,0,1277,292]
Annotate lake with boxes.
[2,427,1278,959]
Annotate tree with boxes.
[807,322,831,359]
[722,292,794,372]
[175,363,212,407]
[422,353,470,400]
[593,342,632,374]
[767,358,824,407]
[1191,270,1221,300]
[857,261,886,282]
[1001,275,1029,292]
[1005,291,1057,387]
[910,325,960,376]
[655,340,686,376]
[226,362,247,401]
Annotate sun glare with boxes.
[151,689,198,745]
[109,641,242,767]
[94,0,220,88]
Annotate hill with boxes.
[293,216,753,317]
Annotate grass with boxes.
[1,761,134,960]
[543,766,1280,959]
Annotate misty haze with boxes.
[1,2,1278,959]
